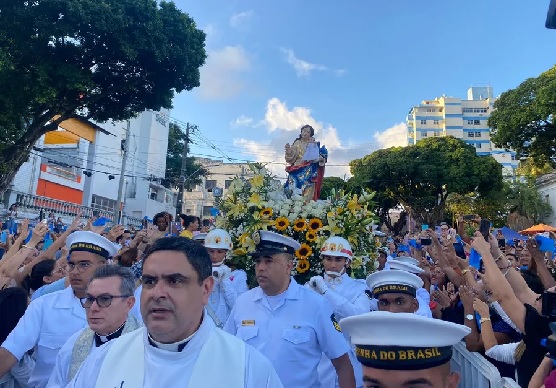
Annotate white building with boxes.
[407,86,518,177]
[536,172,556,226]
[2,110,175,226]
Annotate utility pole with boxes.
[176,123,191,217]
[115,121,130,224]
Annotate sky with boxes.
[170,0,556,179]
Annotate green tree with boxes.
[319,176,347,199]
[489,65,556,164]
[0,0,206,191]
[350,137,503,226]
[163,123,208,189]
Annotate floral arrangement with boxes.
[215,164,380,285]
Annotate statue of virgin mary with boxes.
[284,124,328,201]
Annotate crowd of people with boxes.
[1,209,556,387]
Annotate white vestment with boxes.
[67,312,283,388]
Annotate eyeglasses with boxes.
[80,294,131,308]
[67,261,93,272]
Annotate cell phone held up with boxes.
[421,238,432,246]
[479,219,491,242]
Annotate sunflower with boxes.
[275,217,290,231]
[308,218,323,231]
[260,208,273,218]
[305,230,317,242]
[296,258,310,273]
[293,218,307,232]
[295,243,313,259]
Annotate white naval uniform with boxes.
[1,286,87,388]
[316,273,370,388]
[208,266,248,326]
[66,312,283,388]
[224,278,351,388]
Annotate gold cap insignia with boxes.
[252,231,261,245]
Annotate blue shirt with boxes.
[31,278,66,301]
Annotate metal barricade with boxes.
[451,341,519,387]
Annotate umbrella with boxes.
[494,226,528,241]
[519,223,556,235]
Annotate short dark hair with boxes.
[90,265,135,297]
[143,237,211,285]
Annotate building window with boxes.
[463,108,473,113]
[427,108,435,113]
[421,131,427,137]
[467,120,473,125]
[473,120,480,125]
[224,179,233,189]
[202,206,213,217]
[475,143,482,149]
[434,131,440,137]
[433,120,439,125]
[474,131,482,137]
[205,180,217,192]
[468,132,474,138]
[420,120,427,125]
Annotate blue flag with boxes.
[535,235,556,254]
[469,248,482,269]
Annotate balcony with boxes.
[1,189,143,228]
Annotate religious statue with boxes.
[284,124,328,201]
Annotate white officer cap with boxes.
[366,270,423,298]
[249,230,301,257]
[340,311,470,370]
[66,231,118,258]
[388,260,424,274]
[393,256,420,267]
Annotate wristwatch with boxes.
[465,314,474,321]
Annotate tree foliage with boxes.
[163,123,208,190]
[0,0,206,191]
[319,177,347,200]
[489,65,556,164]
[350,137,503,226]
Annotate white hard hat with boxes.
[204,228,232,250]
[320,236,353,261]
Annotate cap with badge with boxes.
[66,231,118,259]
[340,312,471,370]
[366,270,424,298]
[249,231,301,257]
[388,260,424,274]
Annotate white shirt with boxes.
[47,328,94,388]
[224,278,351,388]
[208,266,248,325]
[67,313,282,388]
[1,286,87,388]
[317,273,370,388]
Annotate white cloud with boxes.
[230,10,254,28]
[280,48,327,77]
[203,23,217,38]
[373,122,409,149]
[233,98,374,179]
[334,69,346,77]
[230,114,254,128]
[198,46,250,100]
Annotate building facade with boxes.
[182,158,255,218]
[536,172,556,226]
[2,110,175,226]
[406,86,518,177]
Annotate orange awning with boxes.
[519,223,556,234]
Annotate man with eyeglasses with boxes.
[0,231,116,388]
[67,237,282,387]
[47,265,141,387]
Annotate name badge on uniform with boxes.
[241,320,255,326]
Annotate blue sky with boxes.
[170,0,556,179]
